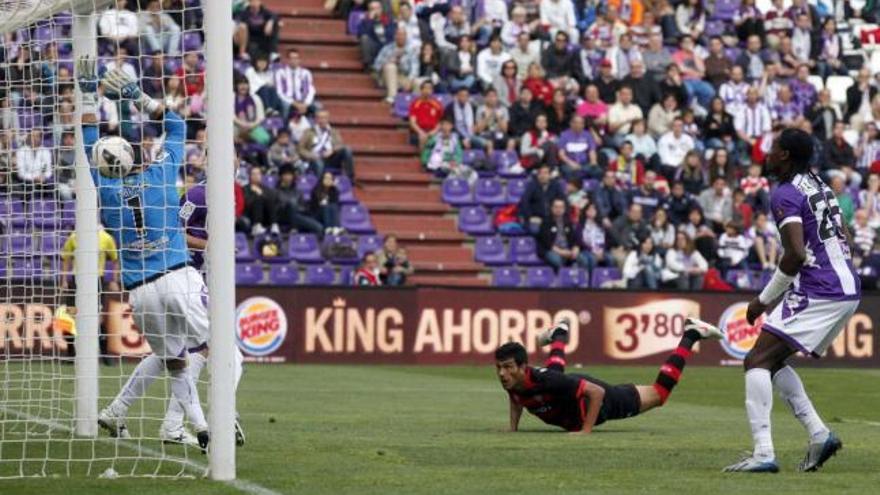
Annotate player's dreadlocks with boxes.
[776,127,814,183]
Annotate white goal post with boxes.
[0,0,236,480]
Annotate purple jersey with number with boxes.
[179,182,208,270]
[771,173,860,300]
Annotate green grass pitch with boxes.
[1,364,879,494]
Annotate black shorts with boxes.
[599,383,642,422]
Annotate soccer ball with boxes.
[93,136,135,178]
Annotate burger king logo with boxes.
[235,297,287,356]
[718,302,764,360]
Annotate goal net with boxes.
[0,0,234,479]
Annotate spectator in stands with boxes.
[664,231,707,290]
[657,118,694,179]
[649,207,675,254]
[698,177,733,232]
[677,150,707,196]
[409,81,444,151]
[245,53,288,118]
[702,97,737,153]
[790,64,818,111]
[98,0,139,54]
[861,174,880,229]
[807,89,842,141]
[648,93,680,138]
[623,235,663,289]
[731,188,753,230]
[642,33,672,82]
[445,87,488,153]
[510,31,539,80]
[824,121,856,172]
[538,198,590,272]
[717,221,751,277]
[414,42,444,91]
[682,207,717,263]
[475,88,512,153]
[606,33,642,80]
[846,68,877,128]
[177,51,205,97]
[140,0,181,56]
[856,123,880,172]
[622,60,661,116]
[594,169,629,228]
[235,0,280,59]
[275,165,324,235]
[579,201,606,273]
[673,35,714,109]
[233,79,268,146]
[434,5,474,51]
[664,180,698,225]
[509,86,542,138]
[493,60,520,107]
[593,59,619,104]
[704,37,732,88]
[500,5,539,49]
[298,109,355,179]
[748,211,779,270]
[575,84,608,127]
[575,34,602,85]
[611,203,650,264]
[396,2,424,50]
[852,209,876,262]
[267,129,302,172]
[541,0,578,42]
[422,118,466,177]
[607,85,644,148]
[519,164,565,234]
[376,235,413,286]
[104,46,138,81]
[558,115,600,180]
[357,0,395,66]
[15,128,52,189]
[275,48,317,117]
[734,0,765,42]
[56,132,76,200]
[309,171,343,234]
[523,62,555,108]
[541,31,579,92]
[734,87,772,153]
[735,35,769,82]
[243,166,281,236]
[443,35,477,92]
[374,28,418,103]
[609,141,644,189]
[520,112,558,170]
[675,0,705,39]
[831,175,856,226]
[476,35,511,90]
[719,65,749,116]
[629,7,657,44]
[625,119,657,164]
[817,18,845,79]
[354,253,381,286]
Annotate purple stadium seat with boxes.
[726,269,753,290]
[234,59,250,74]
[11,257,41,280]
[297,173,318,198]
[441,177,474,206]
[263,116,287,134]
[474,236,511,266]
[182,31,203,52]
[591,267,623,288]
[712,0,741,20]
[493,150,524,178]
[59,201,75,228]
[705,20,725,37]
[288,233,323,263]
[475,178,507,206]
[526,266,555,288]
[0,237,7,255]
[32,200,57,229]
[235,233,255,261]
[506,178,527,203]
[338,266,354,285]
[493,267,521,287]
[582,179,599,192]
[40,233,64,255]
[9,235,32,255]
[392,92,415,119]
[268,264,299,286]
[322,235,360,265]
[458,206,494,235]
[1,201,27,228]
[261,173,279,190]
[347,10,366,34]
[336,175,356,204]
[235,263,264,285]
[462,149,488,168]
[511,237,542,265]
[357,235,383,258]
[724,46,742,63]
[305,264,336,285]
[340,203,375,234]
[557,267,589,288]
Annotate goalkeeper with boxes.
[77,57,210,450]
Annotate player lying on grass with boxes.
[724,128,857,474]
[495,318,722,434]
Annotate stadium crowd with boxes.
[0,0,415,287]
[344,0,880,289]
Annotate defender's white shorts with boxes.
[129,266,210,359]
[762,291,859,357]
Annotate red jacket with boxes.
[234,182,245,218]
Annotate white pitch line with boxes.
[0,406,282,495]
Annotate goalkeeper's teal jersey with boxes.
[83,111,190,289]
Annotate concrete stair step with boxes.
[267,0,330,18]
[394,231,467,243]
[359,170,433,186]
[323,99,399,127]
[409,274,490,286]
[358,156,423,174]
[373,214,458,232]
[282,19,354,45]
[407,246,474,264]
[340,128,409,145]
[350,142,415,156]
[315,74,384,98]
[365,201,450,214]
[358,186,441,204]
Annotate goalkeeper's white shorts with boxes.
[129,266,210,359]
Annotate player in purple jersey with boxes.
[724,128,858,474]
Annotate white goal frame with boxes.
[1,0,237,480]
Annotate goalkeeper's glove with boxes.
[76,56,99,115]
[102,67,161,114]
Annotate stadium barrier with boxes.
[4,286,874,367]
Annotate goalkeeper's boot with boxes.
[160,425,200,447]
[798,432,842,472]
[98,407,131,439]
[723,454,779,473]
[235,414,246,447]
[684,317,724,341]
[537,318,571,347]
[196,429,210,453]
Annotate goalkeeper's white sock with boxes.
[111,354,163,415]
[234,347,244,392]
[773,366,830,443]
[162,352,208,431]
[169,366,208,432]
[745,368,775,461]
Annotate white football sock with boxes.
[234,347,244,392]
[773,365,830,443]
[745,368,775,461]
[111,354,163,414]
[170,367,208,432]
[163,352,208,430]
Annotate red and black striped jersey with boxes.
[508,366,593,432]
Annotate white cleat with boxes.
[723,454,779,473]
[235,414,246,447]
[685,317,724,340]
[98,407,131,439]
[160,426,200,447]
[537,318,571,346]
